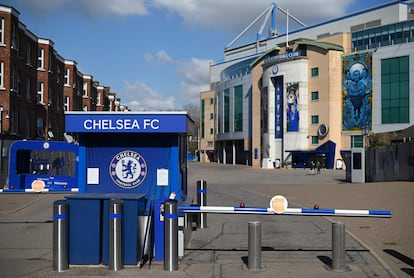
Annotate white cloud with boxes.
[151,0,355,33]
[15,0,148,17]
[145,50,174,66]
[176,58,212,105]
[156,50,173,64]
[123,80,176,111]
[19,0,356,29]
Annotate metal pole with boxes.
[197,180,207,228]
[109,199,123,271]
[248,221,265,272]
[53,200,68,272]
[164,199,178,271]
[332,222,347,272]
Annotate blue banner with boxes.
[85,146,170,196]
[272,76,284,138]
[65,113,189,133]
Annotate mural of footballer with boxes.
[286,82,299,132]
[342,52,372,131]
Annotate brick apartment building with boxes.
[0,4,127,185]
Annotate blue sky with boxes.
[4,0,392,111]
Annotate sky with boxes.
[3,0,393,111]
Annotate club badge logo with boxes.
[110,150,147,189]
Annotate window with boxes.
[201,99,205,138]
[0,61,4,88]
[16,71,21,95]
[10,106,19,135]
[351,135,363,148]
[210,113,214,119]
[83,81,88,97]
[234,85,243,132]
[97,93,101,105]
[64,68,70,85]
[311,91,319,101]
[311,115,319,124]
[64,96,70,111]
[11,23,16,49]
[37,82,44,104]
[37,48,44,69]
[217,92,222,134]
[210,128,214,134]
[381,56,409,124]
[224,89,230,132]
[26,78,31,99]
[311,67,319,77]
[10,64,15,91]
[210,98,214,105]
[311,136,319,144]
[26,42,32,65]
[0,18,4,44]
[25,115,31,138]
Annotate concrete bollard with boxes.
[331,222,347,272]
[53,200,69,272]
[164,199,178,271]
[109,199,123,271]
[247,221,265,272]
[197,180,207,228]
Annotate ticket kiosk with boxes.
[64,111,194,265]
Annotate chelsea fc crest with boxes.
[110,150,147,189]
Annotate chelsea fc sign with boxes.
[110,150,147,189]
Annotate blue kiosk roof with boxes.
[65,111,194,134]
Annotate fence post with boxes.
[248,221,265,272]
[164,199,178,271]
[109,199,123,271]
[331,222,347,272]
[197,180,207,228]
[53,200,68,272]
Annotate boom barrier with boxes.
[179,205,391,217]
[180,194,391,217]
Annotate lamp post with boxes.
[361,125,370,149]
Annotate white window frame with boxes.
[83,81,88,97]
[37,48,44,69]
[37,82,44,104]
[64,96,70,111]
[0,62,4,89]
[97,92,101,105]
[0,18,4,45]
[64,68,70,85]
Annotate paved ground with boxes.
[0,162,412,277]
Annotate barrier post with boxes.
[53,200,68,272]
[331,222,347,272]
[197,180,207,228]
[247,221,265,272]
[164,199,178,271]
[109,199,123,271]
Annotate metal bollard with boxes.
[332,222,347,272]
[164,199,178,271]
[109,199,123,271]
[197,180,207,228]
[53,200,68,272]
[247,221,265,272]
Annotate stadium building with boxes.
[199,0,414,169]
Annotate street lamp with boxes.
[361,125,370,148]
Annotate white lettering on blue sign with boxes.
[83,118,160,131]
